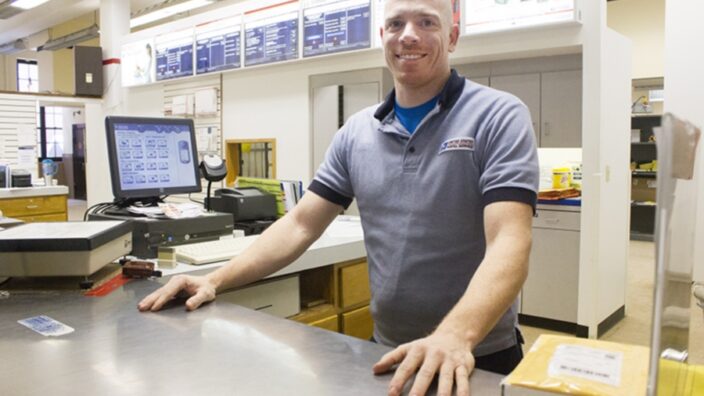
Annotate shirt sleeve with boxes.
[478,95,540,211]
[308,123,355,209]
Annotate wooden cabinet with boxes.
[309,314,340,332]
[0,194,67,222]
[341,305,373,340]
[489,70,582,147]
[338,260,371,308]
[290,258,373,340]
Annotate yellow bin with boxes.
[552,167,572,189]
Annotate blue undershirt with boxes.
[394,95,440,135]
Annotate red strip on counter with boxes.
[84,274,131,297]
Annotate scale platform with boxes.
[0,221,132,277]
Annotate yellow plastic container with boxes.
[552,167,572,189]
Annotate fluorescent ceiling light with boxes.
[130,0,213,28]
[11,0,50,10]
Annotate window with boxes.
[17,59,38,92]
[37,106,64,159]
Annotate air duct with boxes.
[37,24,99,51]
[0,38,27,54]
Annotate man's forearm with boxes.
[205,192,342,293]
[435,202,532,350]
[436,240,529,349]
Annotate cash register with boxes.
[89,116,234,258]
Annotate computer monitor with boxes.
[105,116,201,204]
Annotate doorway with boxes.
[310,68,393,216]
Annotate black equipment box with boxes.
[74,46,104,97]
[89,211,234,258]
[234,220,275,236]
[11,170,32,187]
[206,187,278,222]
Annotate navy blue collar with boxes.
[374,69,466,121]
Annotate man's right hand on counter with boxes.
[138,274,217,312]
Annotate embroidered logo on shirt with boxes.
[438,137,475,154]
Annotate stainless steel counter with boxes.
[0,277,502,395]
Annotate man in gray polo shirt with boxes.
[140,0,538,394]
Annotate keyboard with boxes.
[176,237,256,265]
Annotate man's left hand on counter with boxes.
[372,330,475,396]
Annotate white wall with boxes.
[221,52,383,185]
[597,29,632,322]
[607,0,665,79]
[84,101,112,205]
[664,1,704,282]
[3,50,54,92]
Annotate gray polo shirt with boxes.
[309,70,539,356]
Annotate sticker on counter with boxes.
[18,315,74,337]
[547,344,623,387]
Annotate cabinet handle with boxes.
[545,218,560,225]
[26,205,39,209]
[544,122,551,136]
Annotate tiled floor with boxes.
[71,198,703,363]
[521,240,704,364]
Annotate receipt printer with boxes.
[206,187,277,222]
[11,169,32,187]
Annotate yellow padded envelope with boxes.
[502,335,649,395]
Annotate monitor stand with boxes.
[103,196,164,217]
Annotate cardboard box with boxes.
[631,176,657,202]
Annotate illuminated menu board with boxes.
[121,38,155,87]
[155,29,194,81]
[303,0,371,57]
[465,0,576,35]
[196,17,242,74]
[244,2,299,67]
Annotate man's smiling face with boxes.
[381,0,458,90]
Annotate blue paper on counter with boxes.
[18,315,74,336]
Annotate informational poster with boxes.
[121,38,155,87]
[155,29,195,81]
[244,1,299,67]
[196,16,242,75]
[465,0,576,35]
[302,0,371,57]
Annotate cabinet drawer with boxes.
[338,261,371,308]
[0,195,66,217]
[341,305,373,340]
[308,315,339,332]
[533,210,580,231]
[16,213,67,222]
